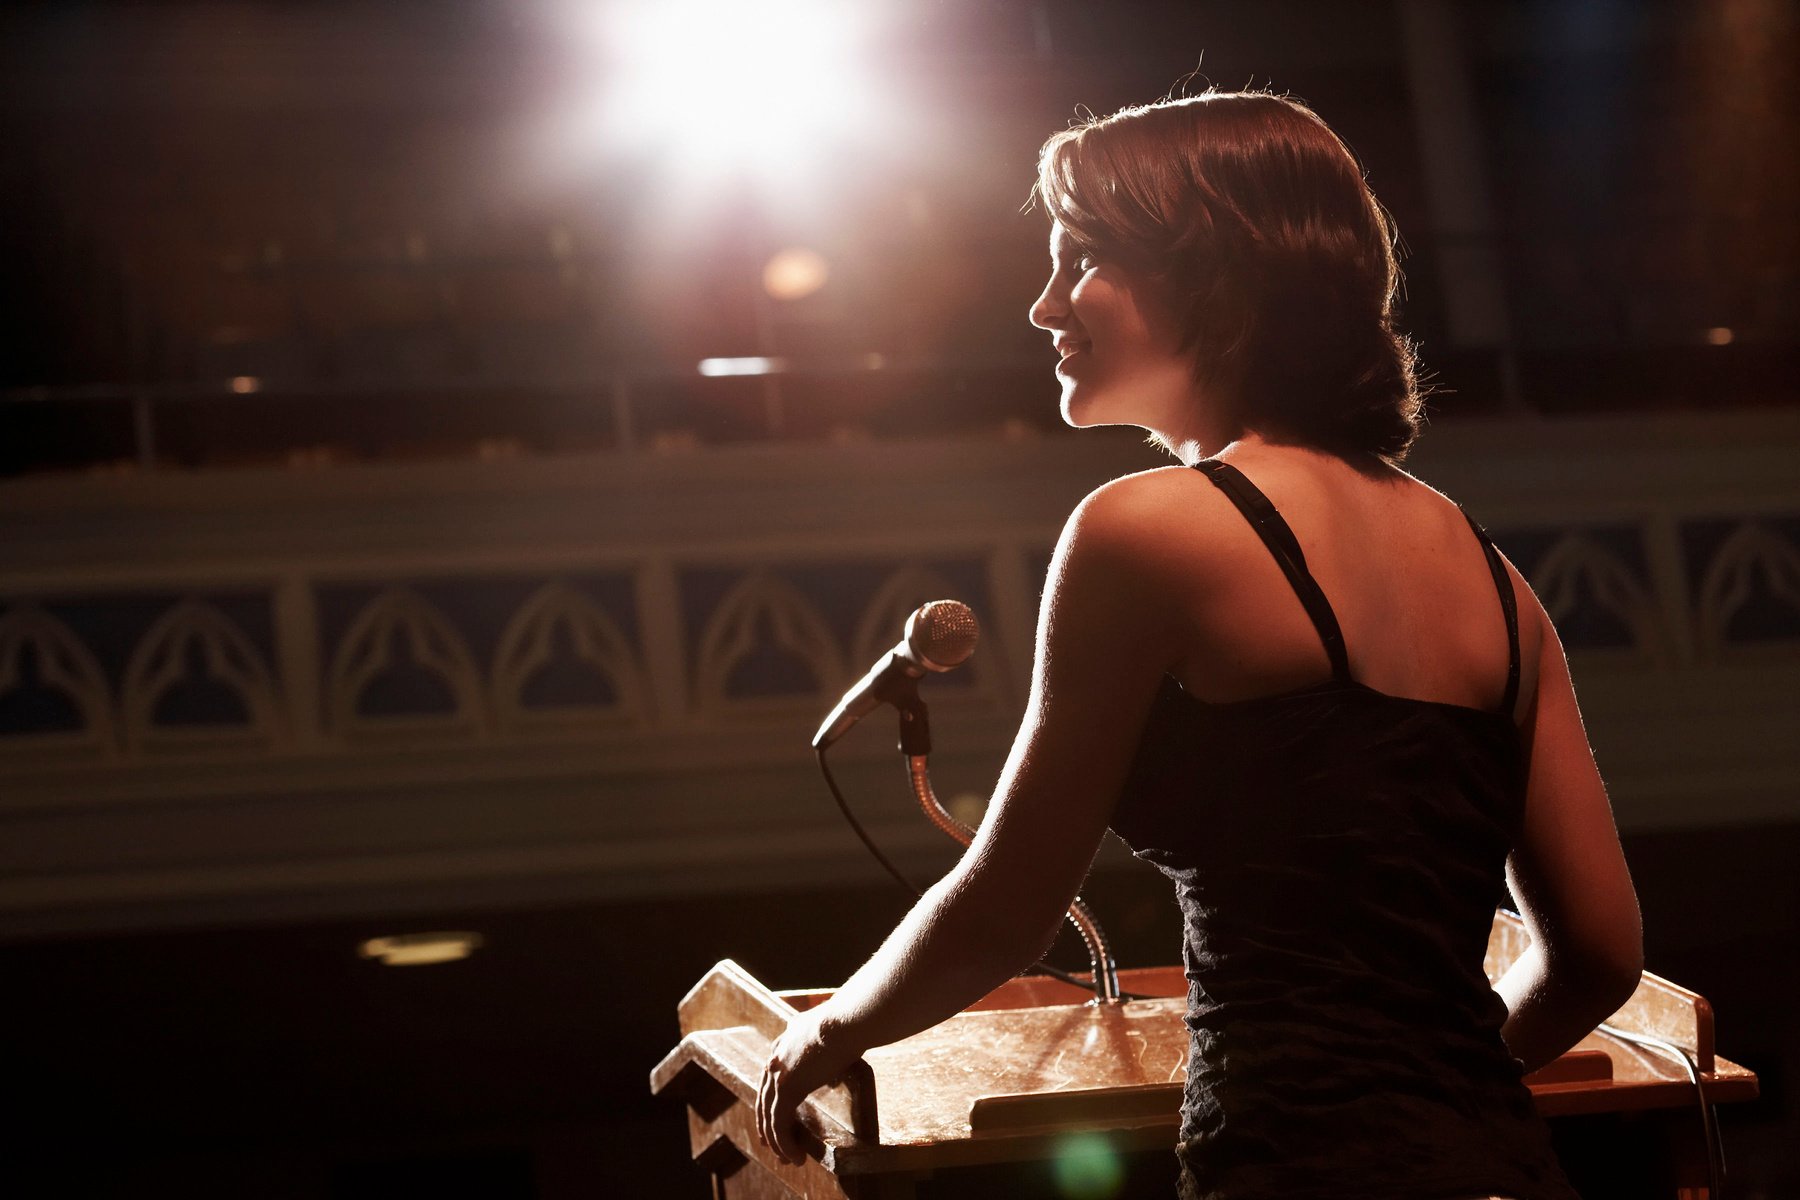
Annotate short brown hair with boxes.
[1035,92,1423,462]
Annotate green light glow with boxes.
[1051,1130,1123,1199]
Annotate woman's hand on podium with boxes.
[757,1007,856,1166]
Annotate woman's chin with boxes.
[1059,386,1107,429]
[1061,390,1141,432]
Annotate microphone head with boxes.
[904,600,979,672]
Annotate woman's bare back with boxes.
[1149,447,1543,724]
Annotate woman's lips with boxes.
[1055,341,1091,373]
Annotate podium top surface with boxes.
[652,913,1758,1176]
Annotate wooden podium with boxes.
[652,912,1757,1199]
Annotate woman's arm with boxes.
[1495,578,1644,1073]
[756,476,1184,1163]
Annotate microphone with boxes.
[812,600,979,751]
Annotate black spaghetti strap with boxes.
[1460,511,1522,716]
[1193,459,1353,683]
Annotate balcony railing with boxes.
[1,410,1797,938]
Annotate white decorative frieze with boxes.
[1527,531,1667,664]
[1,413,1797,935]
[492,580,648,734]
[1695,520,1800,661]
[691,570,844,717]
[0,604,115,762]
[122,598,285,755]
[327,586,486,742]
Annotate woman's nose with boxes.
[1029,279,1065,331]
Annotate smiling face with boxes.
[1028,223,1202,446]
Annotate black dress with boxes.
[1110,460,1580,1200]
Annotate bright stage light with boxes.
[601,0,877,177]
[762,246,830,300]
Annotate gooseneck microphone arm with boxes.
[903,754,1121,1004]
[812,599,1124,1005]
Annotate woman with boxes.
[757,91,1642,1199]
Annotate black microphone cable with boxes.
[1595,1020,1726,1198]
[817,746,921,895]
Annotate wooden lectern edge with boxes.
[1522,1048,1613,1087]
[649,1034,875,1187]
[1492,911,1715,1071]
[969,1081,1183,1134]
[669,959,882,1145]
[1590,966,1717,1073]
[957,1047,1622,1137]
[677,959,791,1041]
[656,925,1753,1172]
[650,1027,870,1144]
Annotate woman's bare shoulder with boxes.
[1383,462,1482,522]
[1073,465,1235,532]
[1058,466,1240,574]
